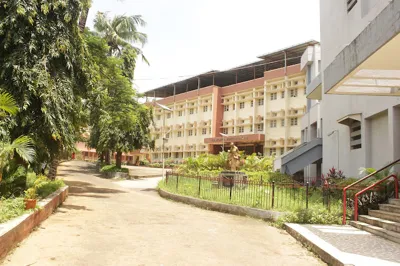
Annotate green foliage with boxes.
[85,30,153,168]
[24,187,37,200]
[0,0,93,170]
[100,165,129,173]
[277,205,343,227]
[0,197,26,223]
[35,179,65,198]
[0,164,27,197]
[0,92,18,117]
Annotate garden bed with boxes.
[0,186,68,260]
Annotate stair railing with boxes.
[353,174,398,222]
[342,158,400,225]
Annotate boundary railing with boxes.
[342,158,400,224]
[164,172,357,212]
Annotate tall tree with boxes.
[0,0,93,177]
[94,12,149,64]
[85,31,153,168]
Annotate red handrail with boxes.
[353,174,398,221]
[342,158,400,224]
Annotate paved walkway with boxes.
[2,161,323,266]
[286,223,400,266]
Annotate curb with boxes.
[0,186,69,260]
[158,189,284,221]
[284,223,351,266]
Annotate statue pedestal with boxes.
[218,171,248,188]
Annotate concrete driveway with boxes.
[1,161,323,266]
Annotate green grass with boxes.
[100,165,129,173]
[0,197,27,223]
[158,175,343,213]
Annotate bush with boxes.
[0,197,26,223]
[100,165,129,173]
[31,174,65,198]
[0,164,27,197]
[277,206,343,227]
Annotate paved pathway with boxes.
[124,165,166,178]
[2,161,323,266]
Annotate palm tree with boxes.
[94,12,149,64]
[0,92,35,180]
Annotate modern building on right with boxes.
[280,0,400,179]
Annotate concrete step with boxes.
[369,210,400,223]
[389,198,400,206]
[379,204,400,214]
[350,221,400,244]
[359,215,400,234]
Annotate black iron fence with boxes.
[164,172,341,212]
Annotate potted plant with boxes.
[24,187,37,210]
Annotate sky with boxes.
[87,0,321,93]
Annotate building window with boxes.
[232,127,235,134]
[154,154,158,159]
[270,120,277,128]
[270,148,276,156]
[232,104,236,110]
[222,128,228,134]
[166,133,170,138]
[188,130,193,136]
[281,119,285,127]
[202,128,207,135]
[239,126,244,133]
[270,93,277,101]
[258,99,264,106]
[347,0,357,12]
[167,113,171,119]
[250,125,253,132]
[209,127,211,134]
[189,108,194,115]
[291,118,298,126]
[178,110,183,117]
[257,123,264,132]
[239,102,245,109]
[290,89,298,97]
[304,88,307,95]
[251,101,254,107]
[177,131,182,137]
[280,148,284,155]
[281,91,285,98]
[156,115,161,120]
[224,105,229,112]
[350,121,362,150]
[203,106,208,112]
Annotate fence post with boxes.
[198,175,201,196]
[306,182,309,209]
[229,177,233,200]
[166,171,169,185]
[176,174,179,192]
[271,181,275,209]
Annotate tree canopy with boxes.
[0,0,93,170]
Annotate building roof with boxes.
[144,40,319,98]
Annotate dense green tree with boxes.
[0,0,93,177]
[85,32,153,168]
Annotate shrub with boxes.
[277,206,343,227]
[0,197,26,223]
[100,165,129,173]
[0,164,27,197]
[35,179,65,198]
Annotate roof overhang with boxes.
[324,1,400,96]
[337,113,361,126]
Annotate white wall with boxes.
[319,0,400,177]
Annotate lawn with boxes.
[158,174,342,213]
